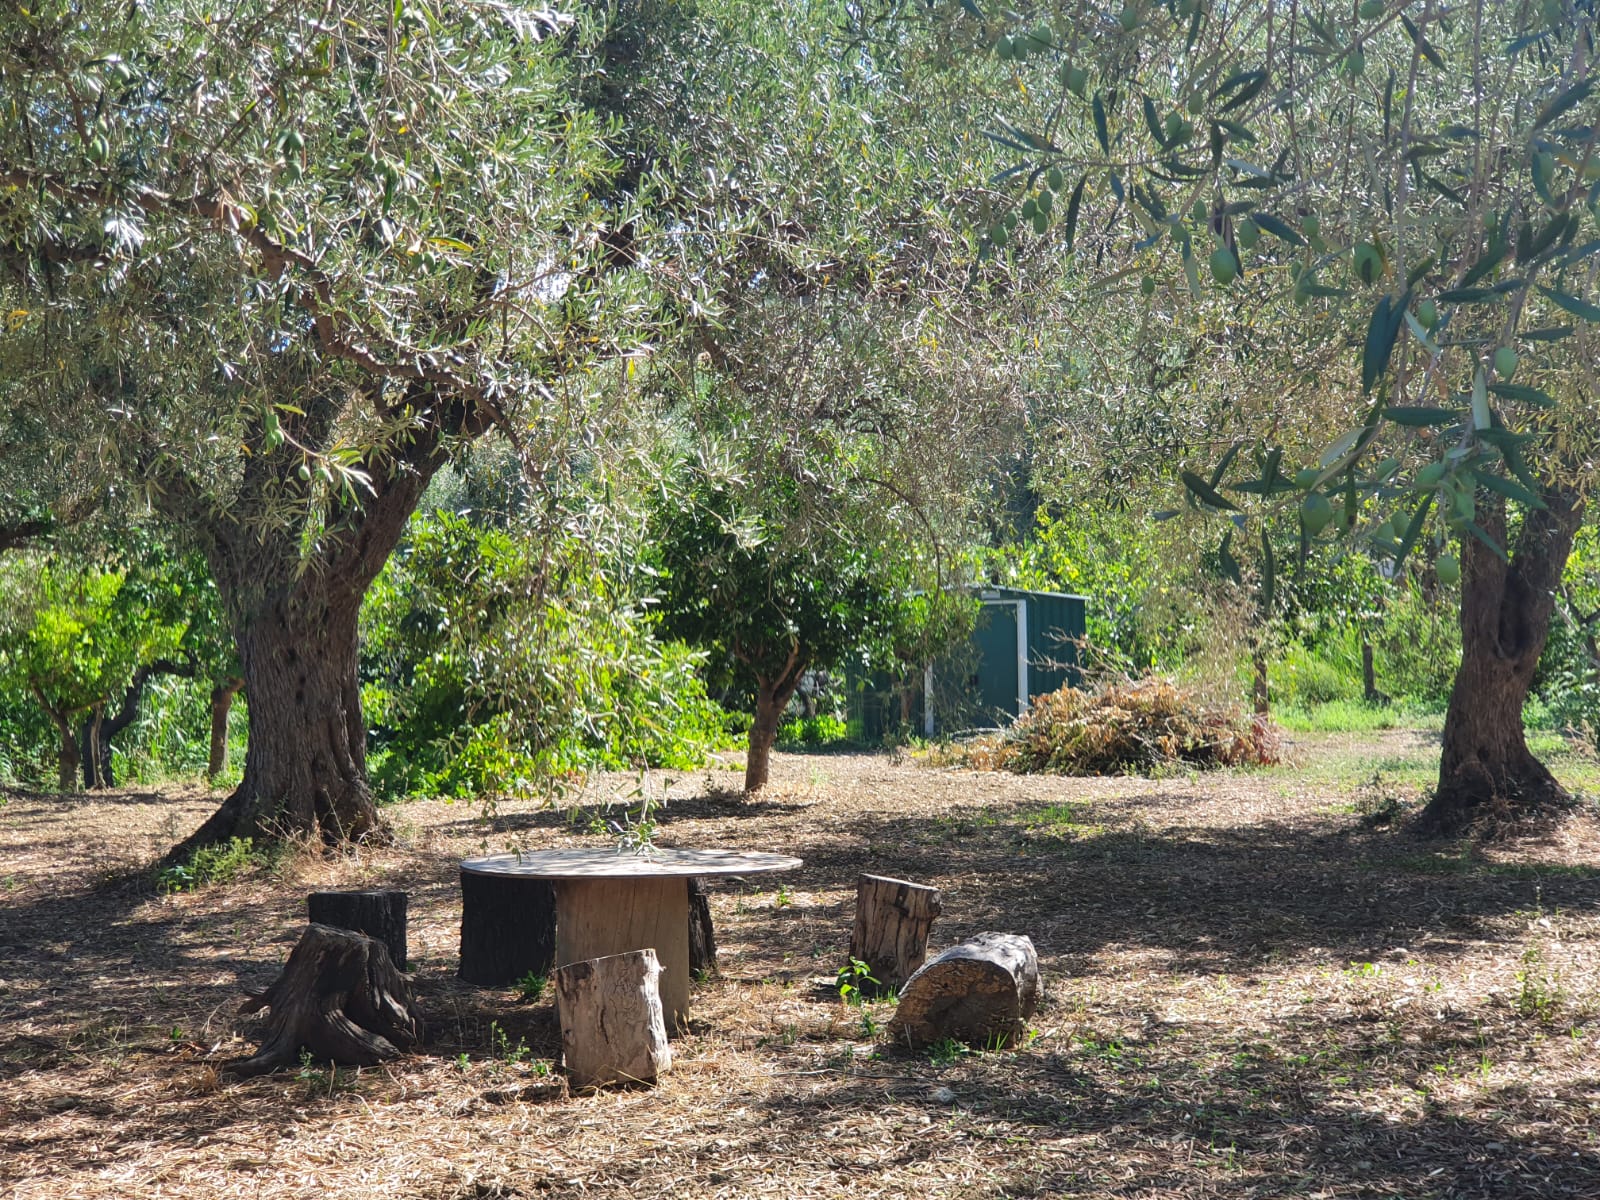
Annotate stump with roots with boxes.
[887,933,1040,1051]
[227,924,425,1078]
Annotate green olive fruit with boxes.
[1192,199,1208,225]
[1164,112,1184,142]
[1047,165,1065,190]
[1294,468,1320,488]
[1374,457,1401,480]
[1021,196,1038,220]
[1236,218,1260,252]
[1300,213,1320,238]
[1187,91,1205,116]
[1120,5,1141,32]
[1209,247,1238,285]
[1030,22,1053,49]
[1359,0,1386,20]
[1037,188,1054,214]
[990,223,1008,247]
[1353,243,1382,284]
[1416,462,1447,488]
[297,462,312,481]
[1372,519,1395,544]
[1435,552,1461,585]
[1493,346,1519,379]
[1064,65,1088,96]
[1346,46,1366,77]
[1454,487,1476,519]
[1003,211,1018,231]
[1416,299,1439,329]
[1141,275,1157,296]
[995,34,1015,60]
[1301,493,1335,535]
[1033,211,1049,235]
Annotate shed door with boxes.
[972,602,1020,722]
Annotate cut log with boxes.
[227,924,425,1078]
[307,889,408,971]
[688,877,717,978]
[458,869,556,986]
[850,873,941,993]
[887,932,1039,1051]
[554,949,672,1088]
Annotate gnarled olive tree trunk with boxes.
[1419,487,1585,834]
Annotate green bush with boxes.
[777,713,850,748]
[156,837,275,892]
[1274,638,1361,708]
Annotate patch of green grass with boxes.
[1275,700,1445,734]
[155,837,279,893]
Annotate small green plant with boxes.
[836,957,880,1005]
[773,884,793,908]
[155,836,273,892]
[488,1020,529,1065]
[515,971,548,1003]
[858,1009,880,1039]
[927,1036,970,1067]
[1516,943,1562,1022]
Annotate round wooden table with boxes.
[459,847,802,1032]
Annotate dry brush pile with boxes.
[967,677,1281,775]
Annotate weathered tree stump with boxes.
[887,932,1039,1051]
[227,924,425,1078]
[554,949,672,1088]
[850,873,941,993]
[458,869,556,986]
[688,877,717,978]
[307,889,408,971]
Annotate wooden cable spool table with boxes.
[459,847,802,1032]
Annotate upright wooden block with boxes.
[457,871,556,986]
[850,873,942,992]
[555,876,690,1033]
[555,949,672,1088]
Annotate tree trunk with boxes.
[79,658,197,789]
[307,889,409,972]
[1251,650,1269,716]
[56,719,80,794]
[170,582,385,859]
[745,658,804,794]
[208,677,243,780]
[1419,488,1586,834]
[1361,636,1383,704]
[227,923,424,1078]
[81,705,107,789]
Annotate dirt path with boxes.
[2,737,1598,1198]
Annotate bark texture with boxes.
[1419,489,1586,834]
[457,870,557,986]
[744,649,806,794]
[307,890,409,972]
[208,677,243,779]
[554,949,672,1088]
[227,923,424,1078]
[850,874,942,993]
[888,933,1040,1051]
[687,876,718,978]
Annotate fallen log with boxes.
[555,949,672,1089]
[226,924,425,1078]
[887,932,1039,1051]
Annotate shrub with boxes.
[778,713,850,748]
[967,678,1281,776]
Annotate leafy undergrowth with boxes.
[967,677,1282,775]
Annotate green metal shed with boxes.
[930,586,1087,733]
[850,586,1087,739]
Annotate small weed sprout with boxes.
[927,1036,969,1067]
[773,884,793,908]
[515,971,548,1003]
[836,957,879,1005]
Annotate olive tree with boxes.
[0,2,645,851]
[942,0,1600,829]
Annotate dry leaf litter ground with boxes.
[2,729,1599,1199]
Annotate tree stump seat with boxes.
[227,923,425,1078]
[555,949,672,1088]
[307,889,408,971]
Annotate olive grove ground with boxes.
[2,732,1599,1199]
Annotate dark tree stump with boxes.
[850,874,941,993]
[887,933,1039,1051]
[307,889,408,971]
[458,869,556,985]
[227,924,425,1078]
[688,877,717,978]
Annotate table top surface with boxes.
[460,847,803,880]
